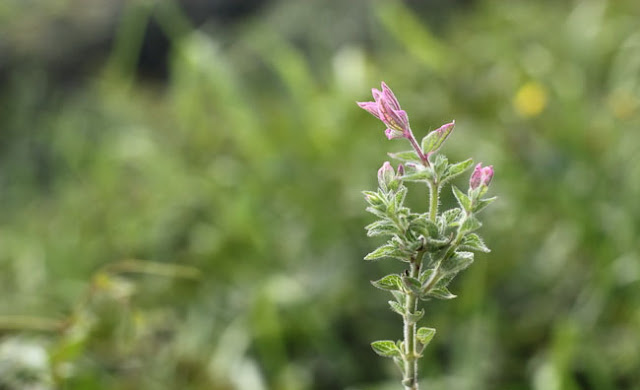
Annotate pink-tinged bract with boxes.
[422,121,455,156]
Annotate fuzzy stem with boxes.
[429,181,440,222]
[403,260,421,390]
[406,131,429,167]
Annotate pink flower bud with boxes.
[469,163,494,190]
[377,161,395,190]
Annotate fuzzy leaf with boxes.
[428,287,457,300]
[371,340,402,358]
[441,208,462,226]
[452,186,471,211]
[363,191,385,206]
[365,220,397,237]
[401,166,433,182]
[407,309,424,323]
[389,300,405,316]
[425,236,451,250]
[460,216,482,233]
[393,187,408,209]
[460,233,490,253]
[416,327,436,347]
[388,150,423,164]
[364,244,396,261]
[409,217,439,239]
[432,154,449,178]
[421,129,450,155]
[391,290,406,305]
[371,274,403,291]
[386,194,396,215]
[365,206,387,219]
[419,269,434,284]
[473,196,497,214]
[443,251,474,274]
[443,158,474,182]
[402,275,422,295]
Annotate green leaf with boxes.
[442,158,473,182]
[443,251,474,274]
[473,196,497,214]
[441,208,462,226]
[362,190,384,206]
[416,327,436,347]
[371,274,403,291]
[421,128,451,155]
[364,244,396,261]
[393,187,408,210]
[365,220,397,237]
[371,340,402,358]
[401,275,422,295]
[389,300,405,316]
[432,154,449,178]
[365,206,386,219]
[406,309,424,323]
[452,186,471,211]
[409,216,439,239]
[401,166,433,182]
[388,236,413,262]
[419,269,434,284]
[428,287,457,300]
[388,150,423,163]
[425,236,451,250]
[386,193,396,215]
[460,233,490,253]
[460,216,482,233]
[391,290,406,305]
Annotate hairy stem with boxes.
[403,260,421,390]
[429,181,440,222]
[406,131,429,167]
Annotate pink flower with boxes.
[469,163,494,190]
[357,82,411,140]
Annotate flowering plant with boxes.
[358,82,495,389]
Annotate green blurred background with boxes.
[1,0,640,389]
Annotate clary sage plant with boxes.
[358,82,495,389]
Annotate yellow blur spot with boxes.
[607,89,638,119]
[514,82,548,117]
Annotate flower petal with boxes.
[385,128,405,140]
[372,88,383,103]
[357,101,382,119]
[380,82,401,111]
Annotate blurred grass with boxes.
[1,0,640,389]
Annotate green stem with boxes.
[403,260,421,390]
[429,181,440,222]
